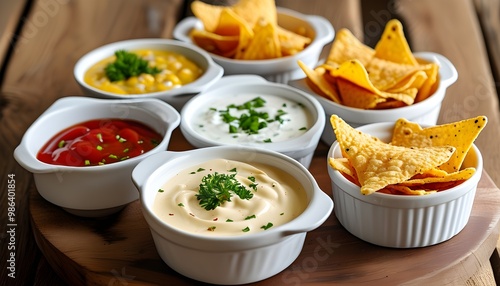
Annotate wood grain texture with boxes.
[395,0,500,187]
[0,0,27,70]
[474,0,500,87]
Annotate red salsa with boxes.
[37,119,162,167]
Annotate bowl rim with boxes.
[73,38,223,98]
[13,96,181,173]
[327,121,483,203]
[173,6,335,66]
[180,75,325,153]
[133,145,333,249]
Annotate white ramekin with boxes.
[132,146,333,284]
[173,7,334,83]
[14,96,180,217]
[180,75,325,168]
[327,122,482,248]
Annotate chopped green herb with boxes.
[249,183,258,190]
[261,222,273,230]
[158,189,164,193]
[209,107,217,111]
[228,168,237,172]
[118,137,127,143]
[248,176,256,182]
[123,148,129,153]
[178,203,184,207]
[190,172,196,174]
[58,140,65,148]
[242,227,250,232]
[196,172,253,210]
[96,145,103,151]
[226,219,233,222]
[245,214,256,220]
[105,50,161,82]
[109,154,118,159]
[280,212,284,215]
[120,156,129,161]
[84,160,90,166]
[197,168,205,172]
[207,226,216,231]
[299,127,307,131]
[263,138,272,143]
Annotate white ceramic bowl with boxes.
[327,122,482,248]
[14,96,180,217]
[74,38,223,110]
[132,146,333,284]
[289,52,458,145]
[173,7,334,83]
[180,75,325,168]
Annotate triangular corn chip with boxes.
[391,116,488,173]
[374,19,418,66]
[330,115,456,195]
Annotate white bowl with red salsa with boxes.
[14,96,180,217]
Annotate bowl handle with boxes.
[173,17,200,43]
[282,189,333,235]
[131,151,180,192]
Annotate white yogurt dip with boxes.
[153,158,308,236]
[192,93,313,144]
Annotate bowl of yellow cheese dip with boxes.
[132,145,333,284]
[180,75,325,168]
[74,38,223,110]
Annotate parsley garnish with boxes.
[105,50,161,82]
[261,222,273,230]
[242,227,250,232]
[196,172,253,210]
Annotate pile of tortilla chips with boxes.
[299,19,439,109]
[189,0,311,60]
[329,115,488,195]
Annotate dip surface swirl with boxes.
[193,93,313,144]
[153,159,308,236]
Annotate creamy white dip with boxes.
[192,93,313,144]
[153,159,308,236]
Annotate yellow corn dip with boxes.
[84,49,203,94]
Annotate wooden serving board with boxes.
[29,137,500,285]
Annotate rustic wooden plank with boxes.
[396,0,500,188]
[474,0,500,91]
[0,0,27,71]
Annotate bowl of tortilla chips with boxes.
[290,19,458,145]
[173,0,334,83]
[327,115,487,248]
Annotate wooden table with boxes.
[1,0,500,285]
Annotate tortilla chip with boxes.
[190,29,239,57]
[327,28,375,67]
[330,115,456,195]
[391,116,488,173]
[191,1,223,32]
[374,19,418,66]
[239,21,281,60]
[297,61,341,103]
[336,78,386,109]
[415,63,439,102]
[231,0,277,28]
[329,157,359,185]
[331,60,416,105]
